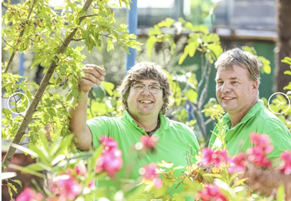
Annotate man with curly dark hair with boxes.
[69,62,199,181]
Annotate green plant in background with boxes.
[145,13,272,143]
[1,0,140,198]
[266,57,291,132]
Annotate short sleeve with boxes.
[87,116,112,148]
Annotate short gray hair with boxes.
[215,48,260,84]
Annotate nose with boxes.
[141,86,151,94]
[220,82,231,93]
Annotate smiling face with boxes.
[215,65,259,115]
[127,79,164,119]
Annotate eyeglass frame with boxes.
[130,82,163,94]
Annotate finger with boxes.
[82,67,105,82]
[79,78,95,92]
[83,72,102,85]
[84,64,106,76]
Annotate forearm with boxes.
[68,91,92,151]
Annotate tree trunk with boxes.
[275,0,291,92]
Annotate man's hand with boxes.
[78,64,106,92]
[242,168,291,200]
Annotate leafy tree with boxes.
[1,0,140,193]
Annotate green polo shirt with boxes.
[87,110,199,180]
[209,100,291,158]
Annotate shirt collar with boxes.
[124,110,170,131]
[220,99,264,127]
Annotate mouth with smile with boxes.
[138,100,154,104]
[221,97,236,101]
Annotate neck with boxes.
[229,99,258,128]
[128,112,160,132]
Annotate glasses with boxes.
[131,83,163,94]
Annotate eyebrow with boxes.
[134,81,160,85]
[216,77,241,81]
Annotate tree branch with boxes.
[2,3,8,10]
[2,0,94,172]
[2,37,14,49]
[3,0,38,74]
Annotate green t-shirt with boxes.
[87,110,199,180]
[209,100,291,158]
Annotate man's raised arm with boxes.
[68,64,106,151]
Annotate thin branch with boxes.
[197,53,205,93]
[2,0,94,172]
[2,37,14,49]
[72,38,84,41]
[3,0,38,73]
[2,3,8,10]
[79,14,98,21]
[204,118,213,126]
[198,59,211,109]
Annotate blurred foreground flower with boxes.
[195,184,227,201]
[200,148,228,168]
[52,175,82,200]
[140,135,158,152]
[95,136,123,177]
[16,188,43,201]
[279,150,291,175]
[140,163,163,188]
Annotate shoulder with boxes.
[87,116,124,126]
[253,107,289,132]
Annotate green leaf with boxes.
[13,179,22,188]
[100,81,115,96]
[146,36,157,56]
[185,89,197,103]
[276,184,285,201]
[9,164,44,178]
[284,70,291,76]
[88,145,103,173]
[173,193,186,201]
[282,57,291,65]
[11,143,38,158]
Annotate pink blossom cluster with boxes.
[51,175,82,201]
[140,135,158,152]
[95,135,123,177]
[279,150,291,175]
[246,132,273,168]
[16,188,43,201]
[195,184,227,201]
[200,148,228,168]
[229,132,274,173]
[141,163,163,188]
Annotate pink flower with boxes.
[89,179,95,189]
[228,153,246,174]
[279,150,291,175]
[75,165,87,176]
[95,147,123,177]
[53,175,82,200]
[100,136,118,150]
[140,135,158,152]
[250,132,273,154]
[141,163,163,188]
[16,188,43,201]
[143,163,158,180]
[195,184,227,201]
[246,147,271,168]
[200,148,228,168]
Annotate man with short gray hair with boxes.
[209,48,291,197]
